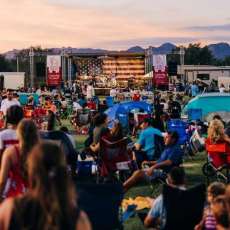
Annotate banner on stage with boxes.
[153,55,167,72]
[154,71,169,85]
[47,55,62,86]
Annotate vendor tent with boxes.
[183,93,230,121]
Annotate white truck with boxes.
[0,72,25,89]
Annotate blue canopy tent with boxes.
[105,101,153,128]
[183,93,230,121]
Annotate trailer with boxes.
[0,72,25,89]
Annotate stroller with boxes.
[202,139,230,183]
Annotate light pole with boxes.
[67,56,72,88]
[16,56,19,72]
[29,47,34,88]
[61,48,66,83]
[179,46,185,83]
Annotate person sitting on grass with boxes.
[90,113,109,153]
[123,131,182,192]
[195,182,226,230]
[90,120,123,153]
[211,195,230,230]
[133,118,165,168]
[144,167,186,229]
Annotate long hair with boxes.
[27,141,77,230]
[208,119,225,143]
[17,119,40,180]
[111,122,123,140]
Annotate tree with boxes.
[0,55,13,71]
[184,43,214,65]
[223,56,230,66]
[199,46,214,65]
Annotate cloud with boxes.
[0,0,230,52]
[0,0,184,52]
[185,24,230,31]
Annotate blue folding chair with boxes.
[188,109,202,121]
[106,96,114,107]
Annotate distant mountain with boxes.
[2,42,230,60]
[127,46,145,53]
[152,43,176,54]
[126,43,176,54]
[3,49,21,60]
[207,43,230,60]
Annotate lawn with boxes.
[73,132,207,230]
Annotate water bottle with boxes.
[91,162,97,175]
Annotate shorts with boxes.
[143,168,167,182]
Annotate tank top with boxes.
[6,146,27,198]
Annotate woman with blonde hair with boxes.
[0,119,39,199]
[0,141,91,230]
[207,119,230,144]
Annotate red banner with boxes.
[153,68,169,86]
[47,55,62,86]
[47,67,62,86]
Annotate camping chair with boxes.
[99,137,133,181]
[77,110,90,126]
[162,183,206,230]
[40,131,77,177]
[202,141,230,183]
[76,182,124,230]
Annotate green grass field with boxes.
[72,132,207,230]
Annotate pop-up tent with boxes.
[105,101,153,128]
[183,93,230,121]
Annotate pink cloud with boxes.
[0,0,215,52]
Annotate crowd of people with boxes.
[0,81,229,229]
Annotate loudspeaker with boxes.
[36,62,46,77]
[0,75,4,90]
[168,61,178,76]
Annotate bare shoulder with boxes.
[76,211,92,230]
[0,198,14,212]
[2,146,16,158]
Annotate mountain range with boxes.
[3,42,230,60]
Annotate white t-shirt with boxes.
[0,129,18,151]
[219,87,225,93]
[73,102,82,112]
[110,89,117,97]
[86,85,95,99]
[0,99,20,115]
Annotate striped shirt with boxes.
[204,208,216,230]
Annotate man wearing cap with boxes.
[124,131,183,192]
[134,118,165,168]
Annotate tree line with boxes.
[0,44,230,73]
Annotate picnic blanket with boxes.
[122,196,152,211]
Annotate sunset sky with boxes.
[1,0,230,52]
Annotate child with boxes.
[211,195,229,230]
[195,182,226,230]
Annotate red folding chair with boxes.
[203,139,230,183]
[99,137,132,180]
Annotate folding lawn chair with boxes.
[162,183,206,230]
[99,137,133,181]
[76,182,124,230]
